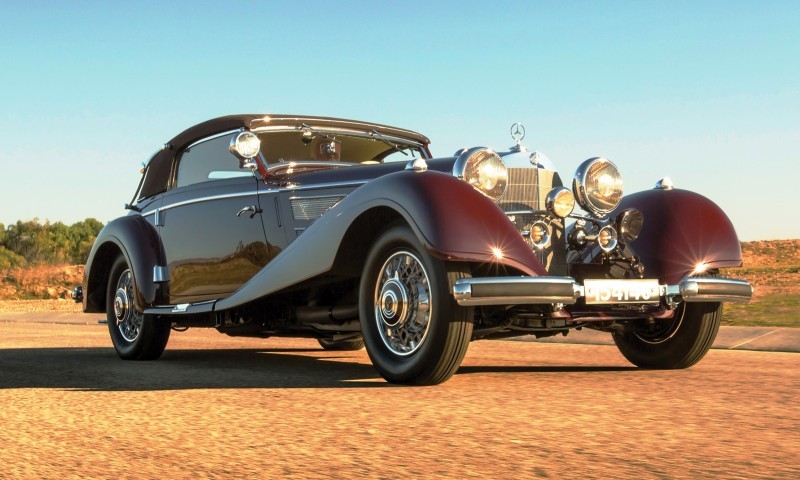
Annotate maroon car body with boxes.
[77,114,753,384]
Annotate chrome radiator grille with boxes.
[498,167,567,275]
[498,168,555,213]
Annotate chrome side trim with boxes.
[140,180,360,218]
[279,180,368,192]
[144,300,216,316]
[141,191,264,217]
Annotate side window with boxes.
[176,134,251,188]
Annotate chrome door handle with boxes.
[236,205,262,218]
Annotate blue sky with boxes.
[1,0,798,240]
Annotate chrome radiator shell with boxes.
[498,168,568,275]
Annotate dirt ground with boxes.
[1,320,798,479]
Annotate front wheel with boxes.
[613,301,722,369]
[106,256,171,360]
[359,225,473,385]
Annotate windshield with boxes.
[254,129,425,165]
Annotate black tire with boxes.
[613,301,722,369]
[317,336,365,351]
[359,225,473,385]
[106,256,171,360]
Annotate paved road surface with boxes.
[1,320,797,479]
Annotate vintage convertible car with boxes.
[75,114,753,385]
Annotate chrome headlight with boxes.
[453,147,508,202]
[572,157,623,217]
[229,130,261,162]
[545,186,575,218]
[616,208,644,242]
[597,225,619,252]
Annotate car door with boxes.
[157,133,271,304]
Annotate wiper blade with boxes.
[370,130,409,156]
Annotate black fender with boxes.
[613,188,743,284]
[214,169,545,311]
[83,215,166,313]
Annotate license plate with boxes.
[584,279,661,305]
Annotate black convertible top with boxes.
[138,114,430,200]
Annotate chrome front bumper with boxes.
[452,276,753,306]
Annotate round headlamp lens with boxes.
[546,187,575,218]
[232,131,261,159]
[454,148,508,201]
[598,225,619,252]
[528,221,550,250]
[617,208,644,242]
[573,157,623,217]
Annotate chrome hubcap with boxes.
[373,251,431,356]
[114,269,142,343]
[379,277,408,327]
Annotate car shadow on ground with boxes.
[0,347,390,391]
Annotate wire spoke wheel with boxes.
[106,256,170,360]
[359,224,474,385]
[113,269,144,342]
[373,251,432,356]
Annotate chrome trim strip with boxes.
[140,181,356,218]
[172,304,189,313]
[251,124,427,150]
[141,191,263,217]
[287,193,348,201]
[279,180,367,192]
[185,129,240,151]
[266,161,356,175]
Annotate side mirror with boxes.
[229,130,261,169]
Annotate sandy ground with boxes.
[1,320,798,479]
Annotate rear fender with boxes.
[214,170,544,311]
[614,188,742,284]
[84,215,165,313]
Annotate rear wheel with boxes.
[318,336,365,351]
[613,301,722,369]
[359,225,473,385]
[106,256,171,360]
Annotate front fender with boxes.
[614,188,742,284]
[352,170,547,276]
[84,215,165,312]
[214,170,544,311]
